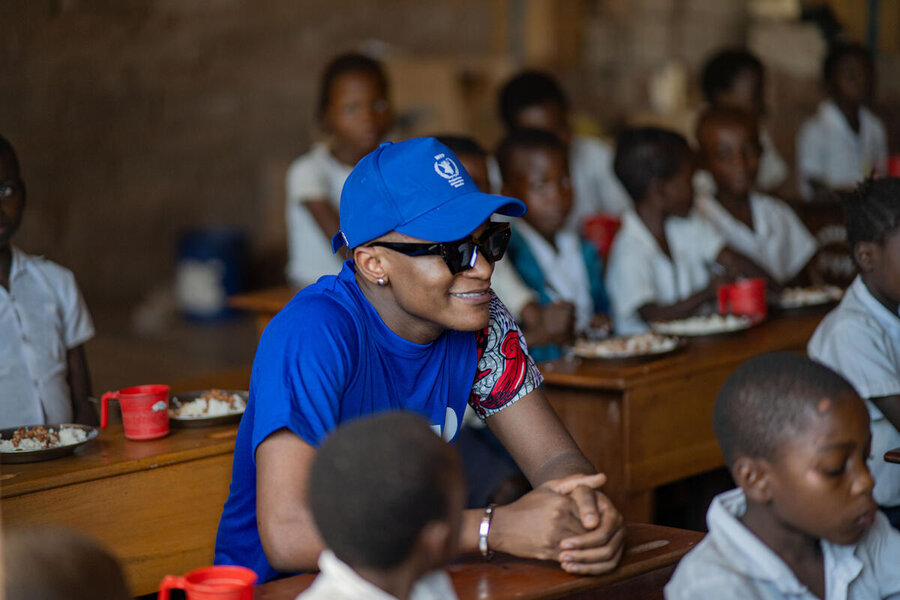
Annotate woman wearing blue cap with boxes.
[215,137,625,583]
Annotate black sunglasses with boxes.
[366,222,511,275]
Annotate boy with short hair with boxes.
[699,47,787,193]
[665,352,900,599]
[797,43,888,201]
[808,177,900,527]
[495,70,631,230]
[694,107,817,285]
[4,527,131,600]
[495,128,609,359]
[606,127,767,335]
[300,412,463,600]
[0,134,96,429]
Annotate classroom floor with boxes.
[86,306,257,397]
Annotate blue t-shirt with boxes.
[215,261,541,582]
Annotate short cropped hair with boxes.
[713,352,857,468]
[700,48,764,105]
[823,42,873,83]
[434,134,486,158]
[498,70,568,131]
[4,528,131,600]
[317,53,389,121]
[308,412,458,570]
[495,127,566,182]
[613,127,691,204]
[0,133,21,173]
[843,177,900,251]
[695,106,759,148]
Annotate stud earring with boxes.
[377,278,386,287]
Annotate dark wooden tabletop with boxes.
[540,308,828,391]
[0,423,238,498]
[254,522,704,600]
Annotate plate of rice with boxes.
[771,285,843,310]
[650,314,755,337]
[0,424,98,464]
[571,332,684,362]
[169,389,248,428]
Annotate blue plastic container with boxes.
[175,227,247,321]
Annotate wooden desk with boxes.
[886,447,900,464]
[255,522,703,600]
[0,424,238,596]
[540,310,828,522]
[230,286,297,338]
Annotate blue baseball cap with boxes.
[331,137,526,252]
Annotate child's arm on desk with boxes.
[637,281,722,324]
[67,344,97,426]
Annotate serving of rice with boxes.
[0,426,89,452]
[170,389,247,419]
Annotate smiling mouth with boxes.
[450,290,490,302]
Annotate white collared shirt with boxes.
[796,100,888,200]
[695,191,817,284]
[665,488,900,600]
[511,222,595,332]
[295,550,458,600]
[808,276,900,507]
[285,142,354,287]
[0,247,95,428]
[606,210,724,335]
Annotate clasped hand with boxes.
[490,473,625,574]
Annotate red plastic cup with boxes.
[888,155,900,177]
[582,213,622,261]
[101,384,170,440]
[158,565,257,600]
[718,278,767,319]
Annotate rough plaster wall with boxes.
[0,0,493,306]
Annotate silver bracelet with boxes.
[478,503,496,559]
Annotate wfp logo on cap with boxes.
[434,153,465,189]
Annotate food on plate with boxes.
[651,314,752,336]
[774,285,843,309]
[0,425,88,452]
[572,332,679,358]
[169,389,247,418]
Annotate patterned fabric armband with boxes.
[469,293,543,419]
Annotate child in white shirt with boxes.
[606,127,767,334]
[495,128,610,360]
[298,412,463,600]
[286,53,393,286]
[493,70,631,229]
[695,107,817,285]
[666,353,900,599]
[0,134,95,429]
[808,177,900,527]
[699,47,788,193]
[797,43,888,201]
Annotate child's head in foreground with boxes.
[317,52,392,158]
[3,527,131,600]
[0,134,24,251]
[613,127,694,217]
[701,48,766,117]
[498,70,571,146]
[714,352,876,544]
[843,177,900,307]
[695,107,762,201]
[497,128,572,241]
[435,135,490,192]
[308,411,465,574]
[823,42,874,109]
